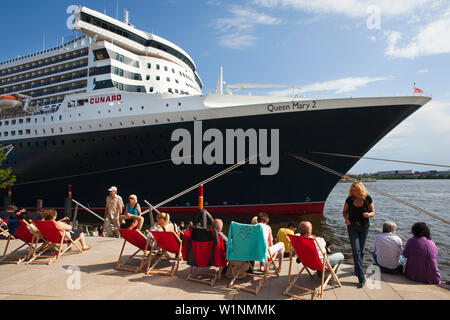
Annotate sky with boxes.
[1,0,449,174]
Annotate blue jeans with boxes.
[347,224,369,283]
[316,252,345,277]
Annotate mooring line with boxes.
[14,155,193,186]
[311,151,450,169]
[142,154,259,215]
[288,153,450,225]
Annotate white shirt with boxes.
[373,232,403,269]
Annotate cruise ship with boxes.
[0,6,431,216]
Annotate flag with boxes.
[414,87,424,93]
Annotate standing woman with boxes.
[343,181,375,288]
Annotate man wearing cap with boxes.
[104,186,124,237]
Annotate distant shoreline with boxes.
[352,175,450,180]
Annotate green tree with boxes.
[0,147,16,189]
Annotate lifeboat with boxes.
[0,94,24,111]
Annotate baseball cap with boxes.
[108,186,118,192]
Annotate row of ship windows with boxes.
[0,101,188,126]
[11,133,169,149]
[145,63,194,82]
[0,115,199,137]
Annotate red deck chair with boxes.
[1,220,41,264]
[116,228,154,273]
[27,220,83,265]
[182,227,227,286]
[0,219,15,240]
[146,230,182,276]
[284,234,342,300]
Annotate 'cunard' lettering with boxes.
[90,94,122,104]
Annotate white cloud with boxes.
[368,35,377,42]
[417,69,429,73]
[252,0,432,18]
[213,6,281,49]
[384,10,450,58]
[268,76,391,97]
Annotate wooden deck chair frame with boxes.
[284,235,342,300]
[0,219,15,240]
[27,221,83,265]
[116,229,154,273]
[185,229,227,287]
[146,231,182,276]
[186,265,224,287]
[228,247,279,295]
[1,220,40,264]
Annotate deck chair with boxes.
[226,222,279,295]
[284,234,342,300]
[1,220,41,264]
[182,227,227,286]
[116,228,154,273]
[0,219,15,240]
[27,220,83,265]
[146,230,182,276]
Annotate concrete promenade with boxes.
[0,237,448,300]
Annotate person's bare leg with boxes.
[277,252,283,273]
[136,216,144,230]
[77,233,90,250]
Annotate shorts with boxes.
[71,229,83,240]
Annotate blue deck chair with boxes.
[226,221,279,295]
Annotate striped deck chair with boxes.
[27,220,83,265]
[1,220,40,264]
[284,234,342,300]
[146,230,182,276]
[226,222,279,295]
[116,228,154,273]
[0,219,15,240]
[182,227,227,286]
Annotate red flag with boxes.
[414,87,424,93]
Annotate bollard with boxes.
[199,184,204,210]
[64,185,73,219]
[3,186,12,209]
[36,199,43,211]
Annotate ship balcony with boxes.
[0,61,88,89]
[0,50,89,78]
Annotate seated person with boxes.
[0,205,19,235]
[276,221,296,257]
[43,209,91,251]
[20,208,44,221]
[154,212,178,234]
[257,212,285,273]
[213,218,228,247]
[295,221,344,277]
[403,222,441,284]
[120,194,144,231]
[372,221,404,274]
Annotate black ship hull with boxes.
[1,103,421,215]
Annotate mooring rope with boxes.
[142,153,259,214]
[14,155,193,186]
[288,153,450,225]
[311,151,450,169]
